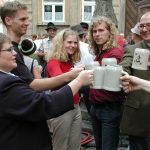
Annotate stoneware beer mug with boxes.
[85,61,99,70]
[132,48,150,70]
[103,65,128,91]
[102,58,117,66]
[91,66,105,89]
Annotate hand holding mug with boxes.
[76,70,94,86]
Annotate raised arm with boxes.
[121,75,150,93]
[68,70,94,95]
[29,67,83,91]
[1,70,93,120]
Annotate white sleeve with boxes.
[37,39,44,51]
[33,59,39,68]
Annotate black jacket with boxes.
[11,41,34,84]
[0,72,74,150]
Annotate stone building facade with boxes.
[0,0,149,38]
[20,0,121,37]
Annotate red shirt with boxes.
[117,35,124,55]
[46,59,80,104]
[89,47,125,103]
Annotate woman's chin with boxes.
[68,52,74,56]
[12,63,17,69]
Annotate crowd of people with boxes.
[0,1,150,150]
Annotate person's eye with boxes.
[93,30,96,33]
[139,25,144,28]
[146,23,150,27]
[68,41,72,44]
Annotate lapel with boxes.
[140,41,150,50]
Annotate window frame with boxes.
[42,0,65,23]
[82,0,95,23]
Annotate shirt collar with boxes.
[146,42,150,48]
[0,70,16,76]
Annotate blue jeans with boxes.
[129,134,150,150]
[90,102,123,150]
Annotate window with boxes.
[43,0,64,22]
[82,0,95,22]
[133,0,143,2]
[0,0,15,6]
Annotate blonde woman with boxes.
[46,29,82,150]
[88,16,126,150]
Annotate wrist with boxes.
[73,78,82,89]
[67,71,75,81]
[68,78,83,96]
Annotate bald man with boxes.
[120,11,150,150]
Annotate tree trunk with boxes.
[93,0,118,25]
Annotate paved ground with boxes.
[81,148,96,150]
[81,147,128,150]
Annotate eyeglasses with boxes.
[138,23,150,30]
[1,46,14,53]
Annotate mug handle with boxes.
[120,71,129,88]
[122,70,128,76]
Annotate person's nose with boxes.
[71,43,76,47]
[142,26,148,32]
[12,50,17,56]
[95,31,99,36]
[25,19,30,26]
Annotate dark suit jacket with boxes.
[0,71,74,150]
[120,41,150,137]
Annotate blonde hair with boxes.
[47,29,80,64]
[88,16,118,55]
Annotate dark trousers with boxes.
[129,134,150,150]
[79,86,91,113]
[90,102,123,150]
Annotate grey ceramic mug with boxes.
[102,58,117,66]
[90,66,105,89]
[85,61,99,70]
[132,48,150,70]
[103,65,128,91]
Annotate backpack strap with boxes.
[30,58,35,74]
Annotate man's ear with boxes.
[5,16,13,26]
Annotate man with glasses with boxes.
[139,23,150,31]
[120,11,150,150]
